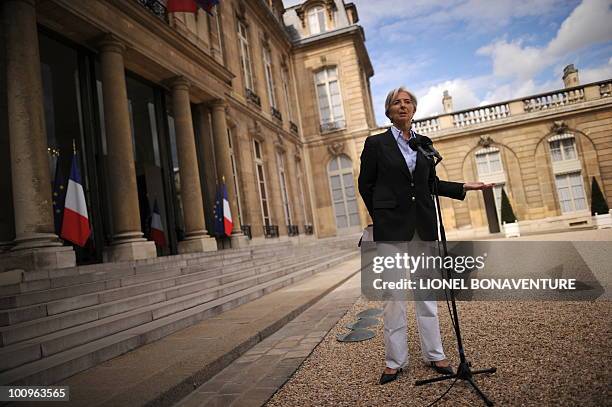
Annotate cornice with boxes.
[55,0,235,88]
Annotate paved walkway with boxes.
[174,272,361,407]
[36,255,361,407]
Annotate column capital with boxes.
[211,99,228,110]
[97,34,126,54]
[169,76,190,91]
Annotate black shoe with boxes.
[379,368,403,385]
[429,361,454,375]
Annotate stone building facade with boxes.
[0,0,376,276]
[366,68,612,238]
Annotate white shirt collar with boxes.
[391,125,415,142]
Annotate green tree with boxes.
[501,187,517,223]
[590,177,609,216]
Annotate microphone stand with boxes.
[414,147,497,406]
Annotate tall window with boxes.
[315,67,345,131]
[549,136,577,161]
[237,21,254,91]
[281,67,294,122]
[475,148,506,225]
[253,140,271,226]
[276,151,292,226]
[327,155,360,230]
[555,172,587,213]
[307,6,327,34]
[263,47,277,109]
[296,160,309,225]
[227,128,243,226]
[548,134,586,213]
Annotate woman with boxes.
[358,86,493,385]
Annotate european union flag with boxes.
[196,0,219,15]
[52,157,67,235]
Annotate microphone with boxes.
[408,136,442,160]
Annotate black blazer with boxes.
[358,128,465,241]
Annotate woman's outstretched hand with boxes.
[463,181,495,191]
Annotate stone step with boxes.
[0,249,339,346]
[0,251,358,385]
[0,241,296,296]
[0,243,330,311]
[0,245,338,327]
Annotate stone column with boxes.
[170,77,216,253]
[98,35,156,262]
[0,0,75,275]
[210,100,247,247]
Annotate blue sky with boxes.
[283,0,612,125]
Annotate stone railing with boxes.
[600,80,612,97]
[375,80,611,138]
[412,117,440,134]
[453,103,510,127]
[523,88,584,112]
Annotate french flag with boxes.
[61,154,91,247]
[150,199,167,248]
[221,182,233,236]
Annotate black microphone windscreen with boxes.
[408,137,419,151]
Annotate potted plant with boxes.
[501,188,520,237]
[591,177,611,229]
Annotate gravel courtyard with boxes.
[267,297,611,407]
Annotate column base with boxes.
[178,236,218,254]
[229,232,249,248]
[0,245,76,273]
[103,240,157,263]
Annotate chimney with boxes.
[442,90,453,113]
[563,64,579,88]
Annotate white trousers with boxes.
[382,232,446,370]
[383,299,446,369]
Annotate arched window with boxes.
[327,155,360,231]
[307,6,327,35]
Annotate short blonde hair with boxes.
[384,87,418,119]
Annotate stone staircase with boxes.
[0,238,359,386]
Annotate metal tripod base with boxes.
[415,361,497,406]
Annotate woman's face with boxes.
[388,91,416,126]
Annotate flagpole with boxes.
[72,139,77,155]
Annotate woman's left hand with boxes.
[463,181,495,191]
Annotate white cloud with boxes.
[414,79,481,119]
[477,40,544,80]
[477,0,612,81]
[547,0,612,56]
[580,57,612,83]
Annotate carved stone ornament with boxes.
[274,134,285,152]
[249,120,264,141]
[294,145,302,161]
[327,141,345,157]
[477,135,494,147]
[551,121,569,134]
